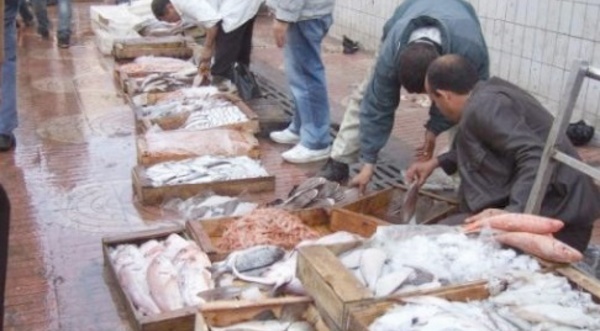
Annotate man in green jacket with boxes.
[319,0,489,192]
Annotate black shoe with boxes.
[0,134,16,152]
[342,35,359,54]
[318,158,349,183]
[58,37,70,49]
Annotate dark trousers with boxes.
[0,184,11,330]
[211,17,256,81]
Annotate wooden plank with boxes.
[346,281,491,331]
[297,246,372,328]
[554,265,600,302]
[329,208,386,238]
[132,165,275,206]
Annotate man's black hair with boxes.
[426,54,478,95]
[398,42,440,94]
[151,0,171,19]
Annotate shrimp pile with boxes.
[218,208,320,251]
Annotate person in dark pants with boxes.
[151,0,262,88]
[18,0,35,27]
[0,184,11,328]
[407,54,600,253]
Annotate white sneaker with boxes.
[270,129,300,145]
[282,144,331,163]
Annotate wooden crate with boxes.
[133,97,260,135]
[132,166,275,206]
[297,242,491,330]
[113,36,194,61]
[245,98,291,138]
[103,228,327,331]
[346,266,600,331]
[102,226,198,331]
[136,129,261,167]
[194,297,333,331]
[185,207,388,259]
[332,186,458,226]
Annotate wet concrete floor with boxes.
[1,3,600,330]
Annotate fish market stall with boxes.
[347,267,600,331]
[185,207,386,259]
[134,93,259,135]
[136,129,260,166]
[132,156,275,205]
[333,186,458,225]
[297,224,560,329]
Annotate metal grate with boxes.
[256,73,405,189]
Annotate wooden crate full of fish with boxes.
[114,56,198,95]
[136,129,261,167]
[132,156,275,205]
[185,207,388,259]
[113,36,194,61]
[296,223,568,330]
[103,227,331,331]
[133,94,259,135]
[332,186,458,226]
[346,265,600,331]
[102,226,199,331]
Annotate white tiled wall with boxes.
[331,0,600,127]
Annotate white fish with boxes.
[288,321,315,331]
[147,255,184,312]
[297,231,363,247]
[161,233,190,260]
[177,259,212,306]
[112,245,161,315]
[360,248,387,291]
[374,267,414,297]
[139,239,165,261]
[339,248,363,269]
[511,304,600,328]
[172,243,211,270]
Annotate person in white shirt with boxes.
[151,0,263,87]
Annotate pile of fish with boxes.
[181,105,249,131]
[118,56,196,75]
[109,234,213,315]
[139,95,231,121]
[338,226,540,297]
[163,194,257,220]
[146,156,269,187]
[272,177,361,209]
[131,68,197,94]
[370,271,600,330]
[131,86,220,107]
[217,208,321,251]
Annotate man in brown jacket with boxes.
[407,54,600,252]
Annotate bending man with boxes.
[318,0,489,189]
[407,54,600,252]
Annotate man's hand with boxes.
[405,158,439,187]
[273,20,289,48]
[415,130,437,161]
[349,163,375,195]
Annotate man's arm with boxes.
[471,94,544,212]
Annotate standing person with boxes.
[31,0,71,47]
[317,0,489,187]
[18,0,35,27]
[151,0,263,88]
[407,55,600,252]
[1,0,19,152]
[267,0,335,163]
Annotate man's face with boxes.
[425,78,460,123]
[160,4,181,23]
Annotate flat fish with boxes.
[511,304,599,329]
[339,248,364,269]
[360,248,387,291]
[374,267,414,297]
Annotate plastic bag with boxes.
[231,62,262,101]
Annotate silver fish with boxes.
[210,245,286,279]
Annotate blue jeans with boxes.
[284,15,333,150]
[32,0,71,39]
[1,1,19,135]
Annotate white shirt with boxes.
[408,27,442,45]
[171,0,263,33]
